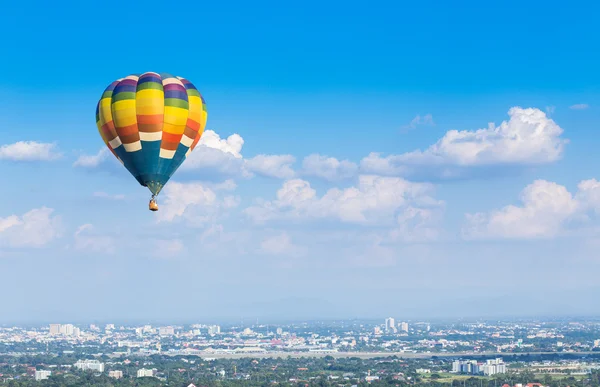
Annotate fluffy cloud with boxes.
[157,179,240,224]
[245,175,443,231]
[301,154,358,181]
[570,104,589,110]
[180,130,248,177]
[0,207,62,247]
[0,141,62,161]
[245,154,296,179]
[462,179,600,240]
[74,148,110,168]
[361,107,567,179]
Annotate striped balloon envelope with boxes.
[95,72,207,211]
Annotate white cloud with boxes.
[245,175,443,229]
[74,148,109,168]
[361,107,567,178]
[301,154,358,181]
[198,129,244,157]
[570,104,589,110]
[0,141,62,162]
[0,207,62,248]
[72,224,115,254]
[147,130,294,180]
[260,232,303,256]
[157,180,240,224]
[246,154,296,179]
[181,130,249,177]
[401,114,435,131]
[462,179,600,240]
[93,192,125,200]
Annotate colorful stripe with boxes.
[95,72,207,195]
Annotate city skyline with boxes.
[2,0,600,322]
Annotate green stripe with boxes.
[164,98,189,109]
[137,82,164,91]
[102,90,113,98]
[186,89,201,97]
[202,103,207,112]
[112,91,136,102]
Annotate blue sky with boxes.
[1,0,600,324]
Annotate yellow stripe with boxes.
[187,96,202,121]
[164,106,188,124]
[98,99,113,126]
[112,100,137,127]
[136,89,163,99]
[162,122,186,135]
[112,99,136,111]
[136,103,164,115]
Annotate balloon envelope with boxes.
[95,72,207,196]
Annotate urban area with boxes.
[0,318,599,386]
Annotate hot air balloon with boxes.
[95,72,207,211]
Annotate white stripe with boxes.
[124,75,139,81]
[180,135,194,147]
[140,132,162,141]
[162,77,183,86]
[109,137,122,149]
[159,149,176,159]
[123,141,142,152]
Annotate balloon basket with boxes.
[149,198,159,212]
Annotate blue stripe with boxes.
[113,83,137,94]
[138,75,163,84]
[164,90,189,100]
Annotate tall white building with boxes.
[49,324,61,335]
[208,325,221,335]
[385,318,396,332]
[74,359,105,373]
[400,322,409,332]
[481,358,506,376]
[61,324,75,336]
[109,370,123,379]
[35,370,51,381]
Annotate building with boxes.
[109,370,123,379]
[594,339,600,347]
[138,368,157,378]
[61,324,74,336]
[452,360,480,375]
[74,359,105,373]
[49,324,61,335]
[276,327,283,335]
[208,325,221,335]
[400,322,409,332]
[385,318,396,333]
[481,358,506,376]
[35,370,51,381]
[159,326,175,336]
